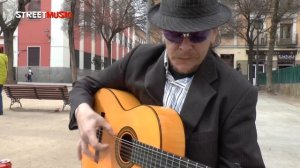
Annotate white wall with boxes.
[50,0,69,67]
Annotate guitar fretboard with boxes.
[130,140,209,168]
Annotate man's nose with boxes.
[179,37,193,50]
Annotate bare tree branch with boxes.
[0,0,31,83]
[83,0,147,66]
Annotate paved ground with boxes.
[256,92,300,167]
[0,94,80,168]
[0,91,299,168]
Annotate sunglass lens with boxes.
[189,30,210,43]
[163,30,183,43]
[163,30,210,43]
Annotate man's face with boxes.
[164,29,218,74]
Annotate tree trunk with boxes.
[247,44,255,84]
[68,0,77,82]
[146,0,154,43]
[106,41,112,66]
[4,29,16,84]
[266,0,279,93]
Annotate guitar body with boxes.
[82,88,185,168]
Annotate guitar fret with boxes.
[179,156,181,168]
[149,146,153,168]
[132,141,152,167]
[171,154,175,167]
[181,157,189,168]
[131,141,136,163]
[143,143,147,167]
[154,147,158,168]
[164,152,168,168]
[144,144,151,167]
[141,143,145,166]
[161,151,167,167]
[145,144,153,168]
[159,150,162,168]
[132,140,140,165]
[168,152,175,168]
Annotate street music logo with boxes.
[16,11,72,19]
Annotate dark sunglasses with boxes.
[163,29,210,44]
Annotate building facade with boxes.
[215,5,300,84]
[3,0,148,83]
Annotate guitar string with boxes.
[117,141,197,168]
[97,129,205,168]
[114,139,207,168]
[96,129,208,168]
[100,134,206,168]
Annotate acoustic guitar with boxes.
[81,88,209,168]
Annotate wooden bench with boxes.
[3,84,70,110]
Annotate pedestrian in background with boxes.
[27,67,33,82]
[0,48,8,115]
[235,63,242,73]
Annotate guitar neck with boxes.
[130,140,209,168]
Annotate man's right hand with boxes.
[75,103,114,161]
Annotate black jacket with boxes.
[69,44,265,168]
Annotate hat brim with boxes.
[148,3,232,32]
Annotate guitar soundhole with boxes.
[116,127,137,168]
[120,133,133,162]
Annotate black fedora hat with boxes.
[148,0,232,33]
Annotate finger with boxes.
[81,140,94,159]
[77,140,82,160]
[88,132,109,151]
[98,118,115,136]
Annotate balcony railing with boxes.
[254,33,268,46]
[277,34,298,46]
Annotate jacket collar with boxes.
[180,50,218,138]
[144,50,166,106]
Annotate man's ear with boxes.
[161,30,166,43]
[210,28,219,44]
[210,28,220,48]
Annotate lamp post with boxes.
[254,18,263,87]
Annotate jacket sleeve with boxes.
[68,46,139,130]
[219,86,265,168]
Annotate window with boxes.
[73,50,92,69]
[279,0,295,9]
[74,50,79,68]
[119,35,123,45]
[28,0,41,11]
[220,54,234,67]
[28,47,40,66]
[84,52,91,70]
[27,0,41,19]
[124,37,128,47]
[280,24,292,39]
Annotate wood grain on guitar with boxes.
[81,88,210,168]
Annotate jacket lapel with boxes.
[144,51,166,106]
[144,49,218,138]
[180,51,218,138]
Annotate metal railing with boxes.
[258,65,300,84]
